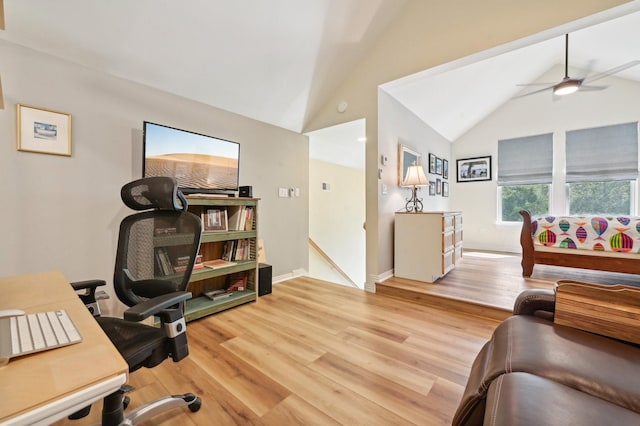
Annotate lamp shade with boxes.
[402,164,428,187]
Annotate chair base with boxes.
[102,389,201,426]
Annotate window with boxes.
[498,133,553,221]
[566,122,638,215]
[568,181,631,215]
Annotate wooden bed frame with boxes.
[519,210,640,277]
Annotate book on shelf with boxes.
[203,289,233,300]
[155,247,174,275]
[226,271,249,291]
[154,226,177,236]
[202,259,237,269]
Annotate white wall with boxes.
[309,159,365,287]
[378,90,452,276]
[0,40,309,313]
[453,65,640,252]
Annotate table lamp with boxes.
[402,164,428,212]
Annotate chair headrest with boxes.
[121,177,188,212]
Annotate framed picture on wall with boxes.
[17,104,72,156]
[429,181,436,195]
[435,157,443,175]
[428,153,436,174]
[456,156,492,182]
[436,178,442,194]
[443,159,449,179]
[398,144,421,185]
[442,181,449,197]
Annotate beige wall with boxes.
[0,40,309,313]
[303,0,631,289]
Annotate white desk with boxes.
[0,271,128,425]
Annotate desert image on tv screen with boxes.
[145,153,238,190]
[144,123,239,190]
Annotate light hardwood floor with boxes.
[54,251,639,425]
[54,277,500,425]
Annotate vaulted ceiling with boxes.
[0,0,408,132]
[1,1,639,139]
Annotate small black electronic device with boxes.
[258,263,272,296]
[239,185,253,197]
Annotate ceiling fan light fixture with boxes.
[553,79,580,96]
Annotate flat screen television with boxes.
[143,121,240,196]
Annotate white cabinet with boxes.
[394,211,463,283]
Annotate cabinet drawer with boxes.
[455,229,463,244]
[454,214,463,228]
[455,245,463,263]
[442,250,455,274]
[442,214,455,232]
[442,230,454,252]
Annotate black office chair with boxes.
[71,176,203,425]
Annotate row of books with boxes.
[228,206,254,231]
[221,239,252,261]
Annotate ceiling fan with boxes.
[515,33,640,98]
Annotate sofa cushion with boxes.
[484,372,640,426]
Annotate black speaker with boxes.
[258,263,272,296]
[239,185,253,197]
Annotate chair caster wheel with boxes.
[189,397,202,412]
[182,393,202,412]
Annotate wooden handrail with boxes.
[308,238,359,288]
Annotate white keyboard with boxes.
[0,310,82,363]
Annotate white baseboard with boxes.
[273,268,308,284]
[364,269,394,293]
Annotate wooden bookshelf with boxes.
[184,196,259,321]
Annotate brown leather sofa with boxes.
[452,284,640,425]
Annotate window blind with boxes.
[498,133,553,185]
[566,122,638,183]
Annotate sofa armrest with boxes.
[513,289,556,320]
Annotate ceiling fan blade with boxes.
[583,60,640,84]
[513,84,555,99]
[516,82,558,87]
[579,84,608,92]
[0,0,5,30]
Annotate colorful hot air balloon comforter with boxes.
[531,215,640,253]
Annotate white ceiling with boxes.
[0,0,408,133]
[1,1,639,140]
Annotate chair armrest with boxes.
[123,291,192,322]
[71,279,106,291]
[70,279,108,316]
[513,289,556,320]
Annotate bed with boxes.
[519,210,640,277]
